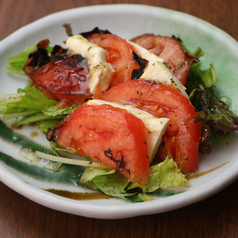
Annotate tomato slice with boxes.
[29,54,92,107]
[101,79,201,173]
[130,34,199,85]
[85,32,140,88]
[23,40,92,107]
[47,103,150,185]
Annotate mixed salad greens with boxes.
[0,26,238,202]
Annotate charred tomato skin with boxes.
[130,34,199,85]
[23,40,92,107]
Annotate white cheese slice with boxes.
[87,99,170,163]
[128,41,188,98]
[66,35,114,97]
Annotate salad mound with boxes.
[1,26,238,202]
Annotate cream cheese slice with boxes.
[66,35,114,97]
[128,40,188,98]
[87,99,169,163]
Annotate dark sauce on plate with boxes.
[186,161,229,180]
[11,122,23,130]
[46,189,110,200]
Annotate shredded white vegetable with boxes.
[35,151,106,168]
[0,92,25,103]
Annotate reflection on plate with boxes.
[0,4,237,219]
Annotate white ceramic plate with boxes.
[0,4,237,219]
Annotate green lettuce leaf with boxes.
[183,39,238,155]
[0,86,76,129]
[92,173,131,199]
[17,113,64,126]
[137,193,154,202]
[79,157,189,201]
[80,167,132,199]
[197,64,218,88]
[180,38,204,68]
[7,44,53,75]
[130,156,189,193]
[1,86,57,114]
[187,65,238,135]
[37,120,63,132]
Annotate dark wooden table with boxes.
[0,0,237,237]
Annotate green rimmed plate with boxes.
[0,4,237,219]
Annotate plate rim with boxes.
[0,4,237,219]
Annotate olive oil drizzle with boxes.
[30,131,39,137]
[186,161,229,180]
[11,122,23,130]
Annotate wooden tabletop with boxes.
[0,0,237,237]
